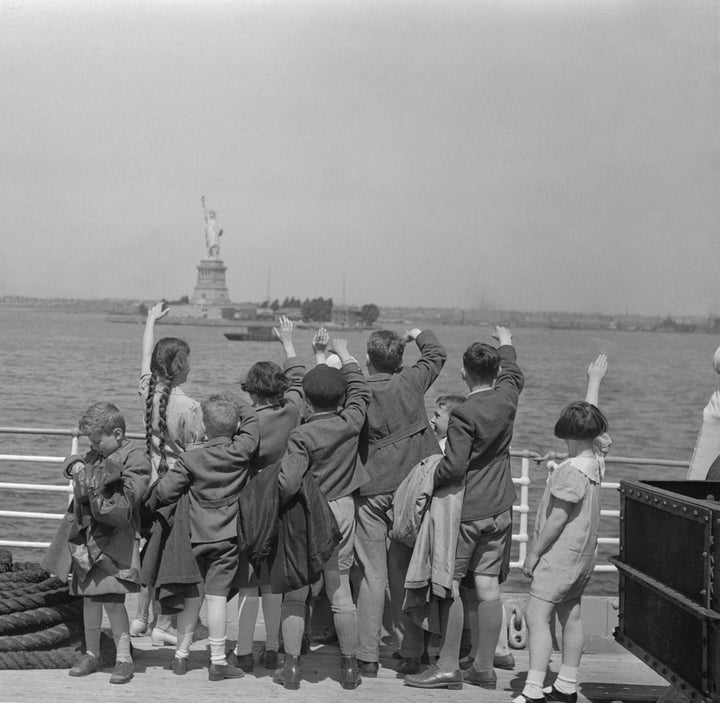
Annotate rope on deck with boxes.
[0,550,115,669]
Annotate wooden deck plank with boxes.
[0,637,670,703]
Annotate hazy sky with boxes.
[1,0,718,315]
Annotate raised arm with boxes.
[332,338,370,432]
[141,302,169,376]
[272,315,297,359]
[585,354,608,407]
[312,327,330,366]
[406,328,447,391]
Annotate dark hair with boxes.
[80,402,126,436]
[437,395,466,411]
[241,361,289,399]
[462,343,501,384]
[367,330,405,373]
[144,337,190,475]
[554,401,608,440]
[201,395,240,439]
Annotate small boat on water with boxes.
[224,324,277,342]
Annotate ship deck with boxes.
[2,629,670,703]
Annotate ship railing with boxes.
[0,427,691,572]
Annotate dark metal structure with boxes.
[612,479,720,703]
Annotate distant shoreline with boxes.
[1,296,717,334]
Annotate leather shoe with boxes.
[171,657,188,675]
[357,659,378,677]
[69,652,103,677]
[404,665,463,690]
[494,652,516,670]
[109,660,134,684]
[513,695,547,703]
[463,667,497,689]
[208,661,245,681]
[544,685,577,703]
[395,656,422,675]
[273,655,301,690]
[259,647,278,669]
[340,655,362,690]
[227,651,254,672]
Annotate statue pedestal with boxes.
[190,259,231,306]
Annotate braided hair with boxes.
[144,337,190,476]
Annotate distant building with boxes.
[332,306,365,328]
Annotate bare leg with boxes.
[176,595,203,658]
[521,595,555,700]
[105,601,132,663]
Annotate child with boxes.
[231,316,306,672]
[64,402,150,685]
[355,327,446,676]
[274,338,371,691]
[131,301,205,644]
[515,354,609,703]
[405,326,523,691]
[151,394,259,679]
[430,394,515,673]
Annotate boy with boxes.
[274,338,370,690]
[405,326,524,690]
[63,402,150,685]
[152,394,259,680]
[430,395,466,453]
[355,327,446,676]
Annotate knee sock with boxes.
[115,632,132,663]
[262,593,282,651]
[209,636,227,665]
[436,594,464,671]
[553,665,579,694]
[333,608,358,657]
[473,599,502,671]
[522,669,546,700]
[104,602,132,663]
[281,601,306,656]
[236,594,259,656]
[83,600,103,659]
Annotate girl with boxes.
[130,302,205,645]
[517,354,609,703]
[230,316,306,672]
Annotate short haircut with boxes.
[201,395,240,439]
[437,395,466,411]
[241,361,290,398]
[463,343,501,384]
[554,401,608,441]
[79,402,126,436]
[367,330,405,373]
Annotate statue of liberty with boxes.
[201,195,223,259]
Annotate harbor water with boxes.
[1,307,719,595]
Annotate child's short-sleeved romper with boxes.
[530,435,610,604]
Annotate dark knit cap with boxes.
[302,365,347,407]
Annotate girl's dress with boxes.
[530,434,610,604]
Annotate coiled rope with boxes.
[0,550,98,669]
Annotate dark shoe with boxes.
[357,659,378,677]
[273,655,301,690]
[227,651,254,673]
[513,695,547,703]
[396,656,422,675]
[259,647,278,669]
[109,660,134,684]
[69,652,103,677]
[340,655,362,690]
[208,661,245,681]
[404,665,463,690]
[459,655,474,671]
[545,685,577,703]
[462,667,497,689]
[494,652,516,670]
[314,625,338,645]
[171,657,188,675]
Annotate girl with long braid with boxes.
[130,302,205,644]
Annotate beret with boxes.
[302,365,347,406]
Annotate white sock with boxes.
[522,669,546,700]
[175,649,190,659]
[554,665,578,694]
[209,636,227,664]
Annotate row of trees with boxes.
[259,297,380,324]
